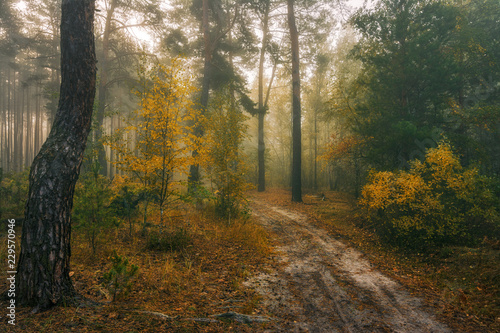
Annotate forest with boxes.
[0,0,499,332]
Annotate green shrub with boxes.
[201,88,252,220]
[109,176,141,236]
[360,142,500,249]
[146,227,191,252]
[0,168,29,219]
[73,162,118,255]
[102,250,139,301]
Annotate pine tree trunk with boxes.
[7,68,12,171]
[25,86,32,167]
[34,84,41,157]
[1,70,6,170]
[13,70,18,172]
[288,0,302,202]
[16,0,96,311]
[95,0,117,178]
[257,2,270,192]
[189,0,211,187]
[19,86,24,171]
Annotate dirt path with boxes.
[245,199,452,333]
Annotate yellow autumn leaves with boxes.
[104,57,251,221]
[105,57,200,221]
[360,142,499,248]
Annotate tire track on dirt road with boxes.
[245,199,452,333]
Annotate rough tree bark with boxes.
[16,0,96,311]
[288,0,302,202]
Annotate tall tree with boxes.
[107,59,198,224]
[187,0,258,188]
[446,0,500,174]
[264,77,293,187]
[255,0,273,192]
[308,53,330,190]
[350,0,458,169]
[0,0,22,172]
[94,0,164,177]
[288,0,302,202]
[0,0,65,172]
[16,0,96,310]
[188,0,211,187]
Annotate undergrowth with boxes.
[360,142,500,250]
[146,227,192,252]
[0,202,273,332]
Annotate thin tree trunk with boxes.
[25,85,32,167]
[13,71,19,172]
[189,0,211,188]
[19,85,24,171]
[95,0,117,177]
[313,70,324,191]
[110,114,117,177]
[1,70,5,170]
[7,68,12,171]
[288,0,302,202]
[314,107,318,190]
[257,2,270,192]
[34,84,41,157]
[16,0,97,311]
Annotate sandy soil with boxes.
[245,199,453,333]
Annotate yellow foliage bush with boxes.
[360,142,499,248]
[105,57,199,224]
